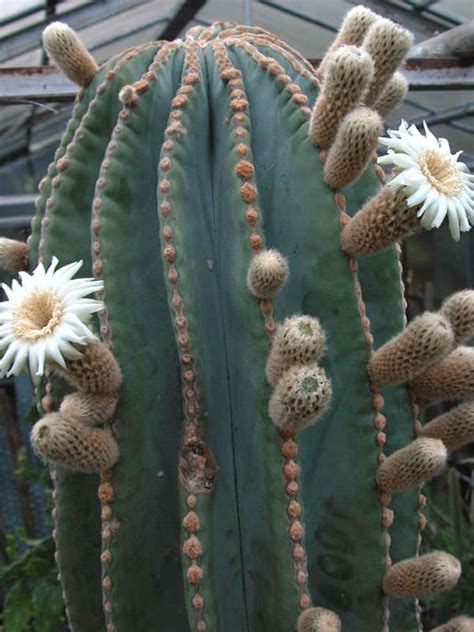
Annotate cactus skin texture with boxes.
[13,9,472,632]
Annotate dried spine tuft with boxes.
[309,46,374,149]
[383,551,461,598]
[368,312,455,385]
[0,238,29,273]
[376,437,447,492]
[440,290,474,343]
[324,107,383,190]
[362,18,413,106]
[373,72,408,117]
[297,606,342,631]
[269,364,332,433]
[418,401,474,451]
[247,249,289,299]
[266,315,326,387]
[411,346,474,408]
[341,185,419,256]
[42,22,99,86]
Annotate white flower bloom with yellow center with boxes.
[378,120,474,241]
[0,257,104,378]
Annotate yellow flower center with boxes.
[419,149,463,196]
[12,290,64,342]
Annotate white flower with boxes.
[378,120,474,241]
[0,257,104,378]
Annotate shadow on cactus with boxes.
[0,5,473,631]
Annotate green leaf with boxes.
[32,579,65,632]
[3,580,33,632]
[25,557,51,578]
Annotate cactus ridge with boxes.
[7,12,472,632]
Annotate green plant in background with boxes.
[0,6,473,632]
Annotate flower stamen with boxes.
[12,290,64,342]
[419,150,463,196]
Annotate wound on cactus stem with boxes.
[373,72,408,117]
[269,364,332,433]
[31,412,119,473]
[247,249,289,299]
[0,238,29,273]
[368,312,455,385]
[418,402,474,451]
[341,186,419,256]
[324,107,383,190]
[297,607,342,632]
[376,437,447,492]
[411,346,474,408]
[309,46,374,149]
[440,290,474,343]
[42,22,99,86]
[266,315,326,387]
[383,551,461,598]
[432,616,474,632]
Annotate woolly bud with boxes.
[0,238,29,273]
[368,313,454,385]
[59,392,118,426]
[432,616,474,632]
[373,72,408,117]
[266,315,326,387]
[324,107,383,190]
[383,551,461,598]
[269,365,332,433]
[411,346,474,408]
[247,249,289,299]
[418,402,474,451]
[297,607,342,632]
[42,22,99,87]
[376,437,446,493]
[341,186,419,256]
[31,412,119,473]
[362,18,413,106]
[440,290,474,343]
[309,46,374,149]
[318,6,379,76]
[118,85,139,107]
[56,342,122,394]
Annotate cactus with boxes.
[1,6,473,632]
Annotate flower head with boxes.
[378,120,474,240]
[0,257,103,378]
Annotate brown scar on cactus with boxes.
[368,312,455,385]
[417,401,474,451]
[411,346,474,408]
[42,22,99,87]
[376,437,447,493]
[383,551,461,598]
[247,249,289,299]
[0,238,29,273]
[297,607,342,632]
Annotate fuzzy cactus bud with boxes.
[309,46,374,149]
[411,346,474,408]
[418,402,474,451]
[383,551,461,598]
[362,18,413,106]
[59,392,118,426]
[31,412,119,473]
[269,365,332,433]
[440,290,474,343]
[247,249,289,299]
[341,185,419,256]
[324,107,383,190]
[266,315,326,387]
[318,6,379,77]
[376,438,447,493]
[297,607,342,632]
[373,72,408,117]
[42,22,99,87]
[368,313,454,385]
[432,616,474,632]
[0,238,29,273]
[57,342,122,394]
